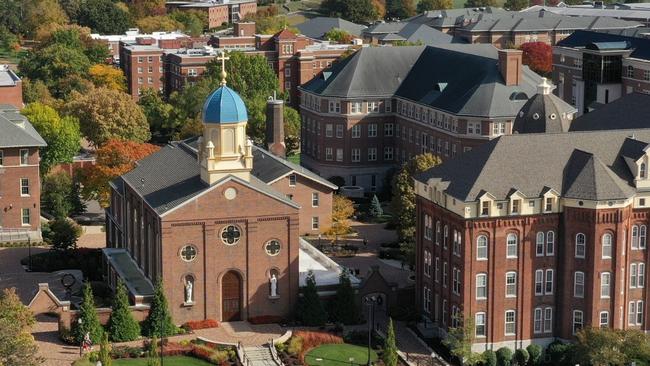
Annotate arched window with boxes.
[435,221,441,245]
[575,233,586,258]
[506,233,518,258]
[476,235,488,260]
[535,232,545,256]
[546,231,555,256]
[632,225,640,249]
[640,225,647,249]
[602,233,613,259]
[641,163,647,179]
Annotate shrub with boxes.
[513,348,529,366]
[496,347,513,366]
[292,331,344,362]
[525,344,542,366]
[48,218,82,251]
[287,336,303,356]
[483,350,497,366]
[182,319,219,330]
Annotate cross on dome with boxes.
[217,51,230,86]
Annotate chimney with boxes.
[266,93,286,158]
[233,22,256,37]
[498,49,523,86]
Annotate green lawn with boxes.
[111,356,213,366]
[305,344,378,366]
[287,153,301,165]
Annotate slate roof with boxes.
[302,44,542,118]
[462,11,639,32]
[523,5,650,22]
[569,93,650,132]
[363,22,458,45]
[0,105,47,148]
[296,17,366,39]
[513,83,576,134]
[416,129,650,202]
[119,138,336,215]
[557,30,650,61]
[0,67,20,87]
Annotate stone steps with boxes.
[243,346,278,366]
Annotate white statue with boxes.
[185,278,193,303]
[270,274,278,297]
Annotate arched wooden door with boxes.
[222,271,242,321]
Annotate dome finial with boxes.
[537,77,553,95]
[217,50,229,86]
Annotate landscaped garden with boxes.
[75,355,214,366]
[304,344,377,366]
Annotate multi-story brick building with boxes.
[0,105,46,242]
[166,0,257,29]
[298,45,552,192]
[414,92,650,351]
[92,29,191,65]
[553,30,650,116]
[0,65,23,109]
[104,78,335,323]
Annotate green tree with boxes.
[369,195,383,218]
[42,172,75,219]
[324,28,353,43]
[283,106,301,155]
[107,281,141,342]
[464,0,497,7]
[0,288,42,366]
[383,318,398,366]
[390,153,440,256]
[136,16,184,34]
[22,0,69,37]
[503,0,529,10]
[386,0,416,19]
[546,340,574,366]
[98,332,112,366]
[0,0,23,35]
[64,88,150,146]
[525,344,542,366]
[444,316,483,365]
[320,0,379,23]
[169,10,205,36]
[138,88,174,142]
[142,280,176,337]
[22,79,56,106]
[21,103,81,175]
[483,350,497,366]
[417,0,453,11]
[513,349,529,366]
[295,271,327,326]
[77,0,131,34]
[573,327,645,366]
[331,271,359,325]
[495,347,513,366]
[75,282,104,344]
[47,218,82,251]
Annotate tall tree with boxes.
[331,271,360,324]
[42,172,76,219]
[0,0,23,35]
[107,281,141,342]
[136,16,184,34]
[443,316,484,365]
[329,195,355,235]
[0,288,42,366]
[75,283,104,344]
[464,0,497,7]
[128,0,167,19]
[78,139,159,207]
[321,0,379,23]
[417,0,453,11]
[169,10,206,36]
[21,103,81,174]
[390,153,441,241]
[77,0,131,35]
[503,0,529,10]
[64,87,150,146]
[386,0,416,19]
[142,280,177,337]
[283,106,301,155]
[139,88,174,142]
[22,0,69,37]
[383,318,398,366]
[89,64,126,91]
[295,271,327,326]
[520,42,552,76]
[98,332,112,366]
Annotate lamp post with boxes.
[78,318,83,357]
[364,296,378,366]
[318,234,322,251]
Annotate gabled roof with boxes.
[364,22,457,45]
[569,93,650,132]
[296,17,366,39]
[416,129,650,202]
[274,28,297,40]
[0,105,47,148]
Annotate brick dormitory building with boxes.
[414,83,650,351]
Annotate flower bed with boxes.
[182,319,220,331]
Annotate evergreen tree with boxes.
[382,318,398,366]
[295,271,327,326]
[525,344,541,366]
[369,194,383,218]
[146,336,160,366]
[331,271,360,325]
[142,280,177,337]
[75,282,103,344]
[108,280,141,342]
[513,348,529,366]
[98,332,112,366]
[503,0,529,10]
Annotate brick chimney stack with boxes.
[266,94,286,158]
[234,22,256,37]
[498,49,523,86]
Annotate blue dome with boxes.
[202,85,248,124]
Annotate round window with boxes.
[265,239,281,256]
[550,113,557,120]
[180,245,197,262]
[221,225,241,245]
[532,113,540,120]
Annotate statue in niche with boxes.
[185,276,194,303]
[270,274,278,297]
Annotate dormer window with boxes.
[641,163,647,179]
[512,199,521,214]
[481,201,489,216]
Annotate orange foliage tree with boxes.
[520,42,552,76]
[79,139,159,207]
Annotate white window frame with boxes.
[506,271,517,298]
[543,307,553,333]
[602,233,613,259]
[351,148,361,162]
[572,310,583,335]
[546,231,555,256]
[574,271,585,298]
[368,124,377,137]
[367,148,377,161]
[533,308,543,334]
[575,233,586,258]
[311,193,319,207]
[535,269,544,296]
[536,232,545,256]
[545,269,554,295]
[20,178,29,196]
[476,235,488,260]
[504,310,516,336]
[21,208,30,226]
[351,125,361,138]
[476,273,487,300]
[475,312,486,337]
[599,311,609,328]
[506,233,518,258]
[311,216,319,230]
[601,272,611,299]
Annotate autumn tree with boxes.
[324,28,354,43]
[464,0,497,7]
[139,88,174,142]
[128,0,167,19]
[386,0,416,19]
[22,0,69,37]
[0,288,42,366]
[136,16,184,34]
[89,64,126,91]
[372,0,387,18]
[320,0,380,23]
[444,316,484,365]
[417,0,453,11]
[21,103,81,175]
[169,10,206,36]
[78,139,159,207]
[328,195,355,235]
[520,42,552,76]
[64,88,150,146]
[504,0,530,10]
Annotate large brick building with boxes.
[414,91,650,351]
[298,44,552,192]
[0,105,46,242]
[104,74,335,323]
[552,30,650,116]
[0,65,23,109]
[165,0,257,29]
